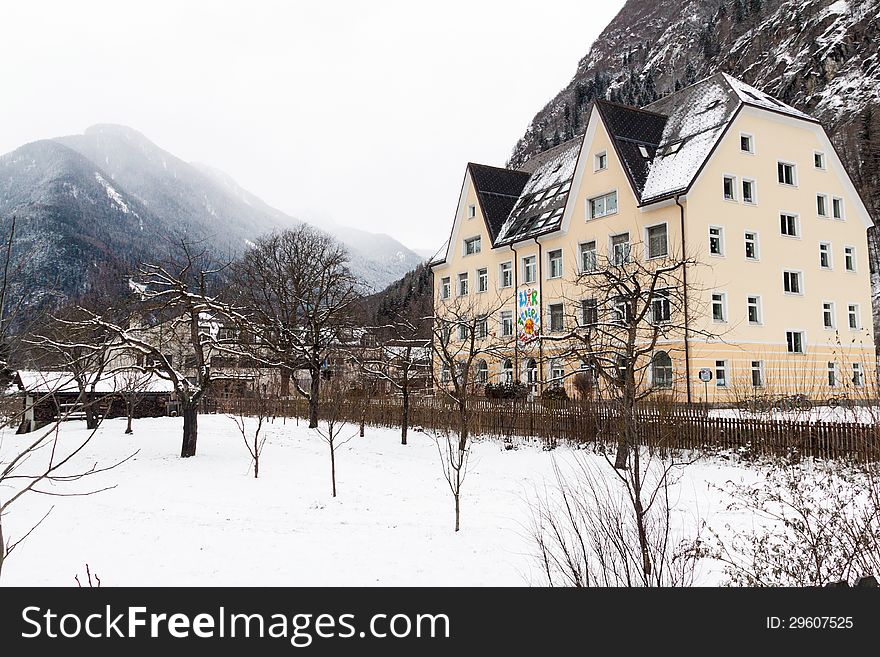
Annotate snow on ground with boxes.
[0,416,772,587]
[710,405,878,424]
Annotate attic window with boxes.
[467,204,476,219]
[552,162,563,173]
[743,90,762,101]
[546,185,561,197]
[638,145,649,158]
[704,99,722,111]
[765,95,785,107]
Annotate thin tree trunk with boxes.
[631,446,652,581]
[401,383,409,445]
[454,491,460,532]
[254,436,259,479]
[0,512,5,581]
[309,369,319,429]
[181,402,198,458]
[330,442,337,497]
[125,399,133,435]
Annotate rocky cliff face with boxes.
[510,0,880,230]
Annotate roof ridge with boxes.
[645,71,728,109]
[596,98,668,119]
[467,162,528,176]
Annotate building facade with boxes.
[431,73,876,403]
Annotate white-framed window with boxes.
[588,191,618,219]
[783,270,803,295]
[502,359,514,384]
[475,315,488,339]
[612,297,631,325]
[523,255,537,284]
[580,241,597,272]
[709,226,724,256]
[814,151,826,170]
[651,289,671,324]
[458,323,468,340]
[464,235,481,255]
[844,246,856,272]
[458,272,469,296]
[819,242,832,269]
[852,362,864,386]
[742,178,756,204]
[817,194,828,217]
[848,303,860,330]
[651,351,673,388]
[499,261,513,288]
[712,292,727,323]
[467,204,476,219]
[477,267,488,293]
[645,223,668,259]
[581,298,598,326]
[440,276,451,299]
[823,302,835,329]
[611,233,630,265]
[723,175,737,201]
[747,295,762,324]
[786,330,805,354]
[827,361,837,387]
[549,303,564,332]
[740,133,754,153]
[594,151,608,172]
[440,363,450,383]
[476,359,488,384]
[549,358,565,383]
[715,360,728,387]
[751,360,765,388]
[777,161,797,186]
[744,231,759,260]
[548,249,563,279]
[501,310,514,337]
[780,212,799,237]
[832,197,844,220]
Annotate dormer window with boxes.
[594,151,608,171]
[467,204,476,219]
[464,236,481,255]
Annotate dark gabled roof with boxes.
[595,100,667,196]
[467,163,530,241]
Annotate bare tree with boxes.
[428,292,513,531]
[0,420,135,579]
[118,368,153,435]
[312,380,358,497]
[25,307,117,430]
[541,240,721,581]
[227,375,273,478]
[358,317,429,445]
[70,240,235,457]
[529,453,702,587]
[233,226,362,429]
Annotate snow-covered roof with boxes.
[16,370,175,394]
[494,139,579,245]
[433,72,823,255]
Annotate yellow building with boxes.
[431,73,876,403]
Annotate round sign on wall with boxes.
[698,368,713,382]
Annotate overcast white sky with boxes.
[1,1,625,254]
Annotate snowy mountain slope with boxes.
[509,0,880,228]
[0,125,425,309]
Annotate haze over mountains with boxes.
[0,124,423,307]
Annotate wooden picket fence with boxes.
[216,396,880,462]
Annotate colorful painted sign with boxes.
[517,287,540,345]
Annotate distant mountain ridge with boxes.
[0,124,424,311]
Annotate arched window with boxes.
[651,351,673,388]
[526,358,538,391]
[476,359,489,385]
[502,359,513,384]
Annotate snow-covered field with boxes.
[1,415,771,587]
